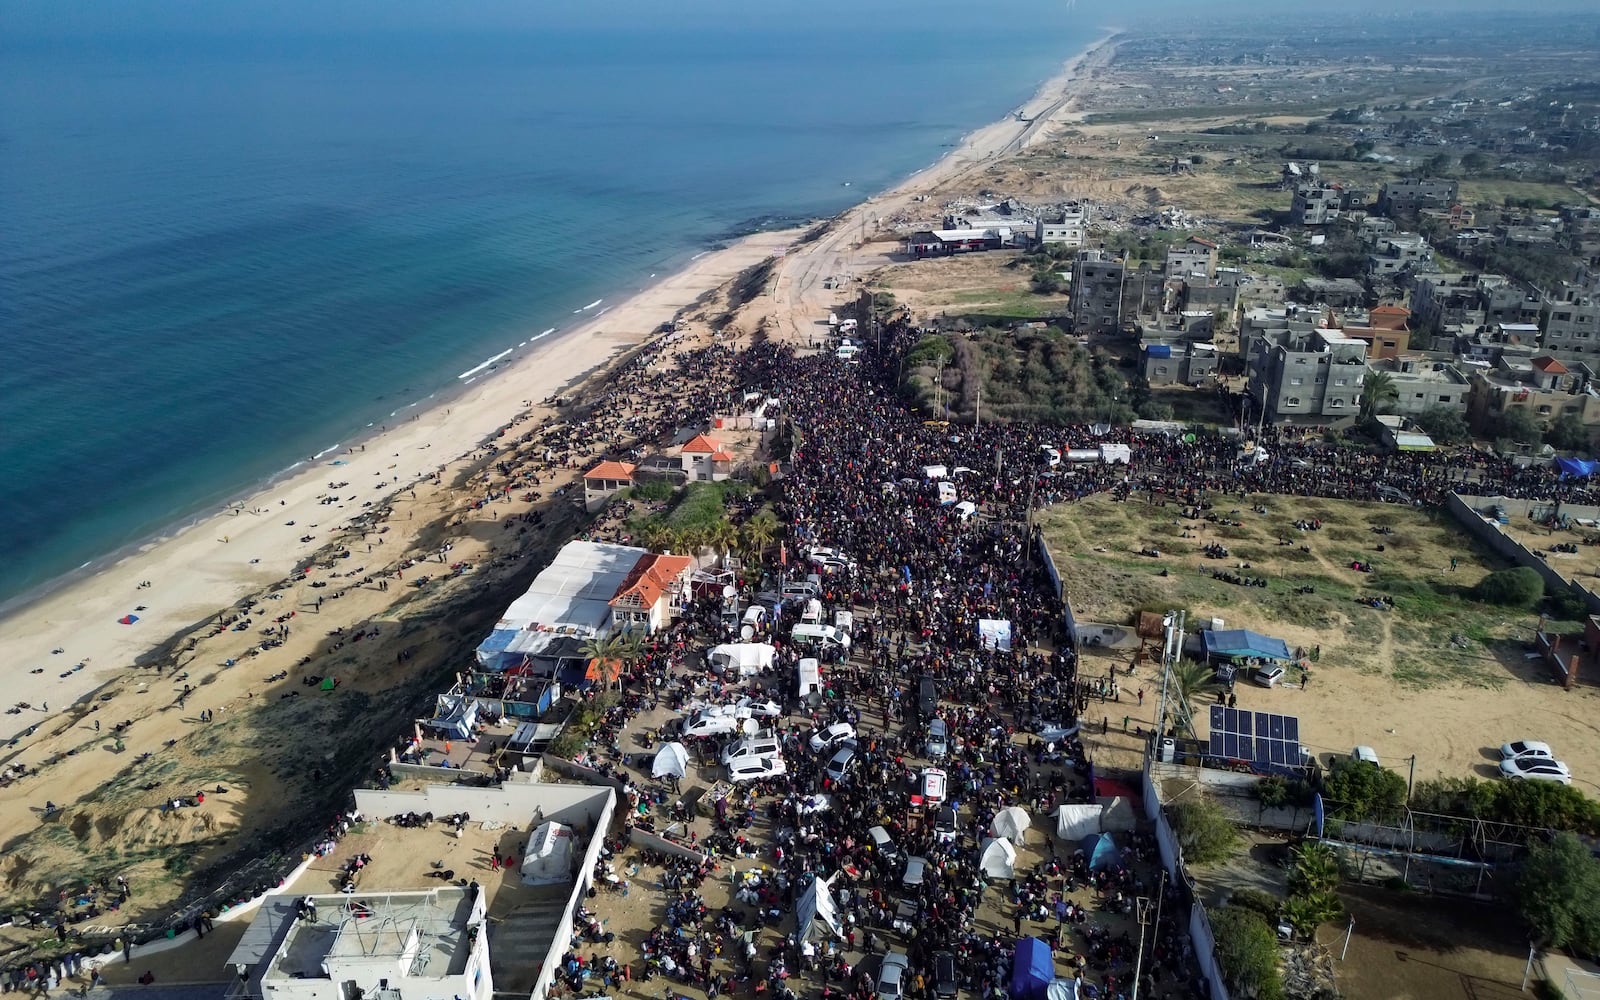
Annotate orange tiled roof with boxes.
[585,461,636,481]
[710,450,735,462]
[610,553,694,609]
[681,434,723,454]
[1532,356,1569,375]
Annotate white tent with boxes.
[978,837,1017,879]
[1099,796,1138,833]
[1046,978,1081,1000]
[1055,803,1101,842]
[991,805,1031,845]
[521,820,576,886]
[653,741,689,779]
[796,873,843,940]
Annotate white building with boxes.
[1034,204,1090,247]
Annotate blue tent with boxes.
[1078,832,1122,871]
[1556,457,1598,479]
[1202,628,1292,661]
[1009,937,1054,1000]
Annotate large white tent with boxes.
[652,742,689,779]
[796,873,843,939]
[991,805,1031,845]
[1054,804,1102,842]
[978,837,1017,879]
[521,820,577,886]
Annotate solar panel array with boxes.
[1208,705,1304,773]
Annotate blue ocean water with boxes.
[0,2,1098,607]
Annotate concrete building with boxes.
[229,887,493,1000]
[1237,305,1326,362]
[1164,237,1220,280]
[1034,204,1090,247]
[680,434,733,482]
[1291,181,1344,226]
[607,552,694,634]
[1368,357,1470,416]
[1378,177,1461,216]
[1247,327,1369,424]
[1142,342,1219,386]
[1542,267,1600,357]
[582,461,636,513]
[1296,277,1367,310]
[1069,250,1125,334]
[1366,232,1432,278]
[1468,354,1600,434]
[905,227,1014,257]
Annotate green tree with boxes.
[1494,408,1543,446]
[1168,660,1224,737]
[706,519,741,563]
[1282,891,1343,940]
[1473,566,1545,609]
[634,518,672,553]
[1546,415,1593,452]
[1209,906,1286,1000]
[1412,406,1471,445]
[579,632,625,691]
[1288,842,1342,896]
[1254,775,1292,823]
[1516,832,1600,951]
[1360,370,1399,420]
[1460,151,1491,173]
[1168,797,1240,864]
[1322,757,1408,822]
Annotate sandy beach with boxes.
[0,32,1119,933]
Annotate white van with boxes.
[791,623,851,652]
[797,657,823,700]
[835,344,861,364]
[722,733,782,766]
[802,598,825,624]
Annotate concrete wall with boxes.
[629,827,714,863]
[1444,493,1600,614]
[1142,765,1230,1000]
[533,792,616,1000]
[354,776,614,831]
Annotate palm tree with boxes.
[1167,660,1224,737]
[609,628,648,692]
[1359,370,1398,421]
[635,519,671,553]
[742,510,780,565]
[579,632,624,691]
[706,519,741,566]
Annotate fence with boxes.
[1037,533,1077,647]
[1142,763,1231,1000]
[1444,492,1600,615]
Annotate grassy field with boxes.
[1039,493,1540,690]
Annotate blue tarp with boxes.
[1145,343,1172,359]
[1202,628,1293,661]
[475,628,519,669]
[1010,937,1054,1000]
[1078,833,1122,871]
[1556,457,1598,478]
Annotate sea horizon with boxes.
[0,4,1101,609]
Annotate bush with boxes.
[1322,757,1407,822]
[1517,832,1600,952]
[1548,589,1590,622]
[1209,906,1286,1000]
[633,478,676,502]
[1228,887,1283,923]
[1168,797,1240,864]
[1473,566,1545,609]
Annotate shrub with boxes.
[1168,797,1240,864]
[1322,757,1408,822]
[1473,567,1545,608]
[1209,906,1286,1000]
[1228,887,1283,923]
[1517,832,1600,952]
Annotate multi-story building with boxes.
[1367,357,1470,416]
[1237,304,1325,362]
[1366,232,1432,278]
[1296,277,1367,310]
[1247,327,1369,424]
[1165,237,1220,280]
[1070,249,1125,334]
[1467,354,1600,434]
[1142,341,1219,386]
[1378,177,1461,216]
[1291,181,1345,226]
[1541,266,1600,357]
[1034,203,1091,248]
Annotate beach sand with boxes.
[0,33,1120,935]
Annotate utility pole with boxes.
[976,381,982,428]
[1131,892,1155,1000]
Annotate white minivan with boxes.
[791,623,851,653]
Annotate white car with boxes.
[734,696,782,718]
[1499,757,1572,784]
[920,768,948,804]
[826,746,857,783]
[878,952,911,1000]
[1352,746,1380,767]
[810,722,857,753]
[1252,665,1286,688]
[681,711,739,737]
[728,755,788,783]
[1500,740,1556,762]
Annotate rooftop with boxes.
[680,434,724,455]
[584,461,636,482]
[609,552,694,609]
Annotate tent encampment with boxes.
[521,820,576,886]
[1054,804,1101,842]
[992,806,1030,844]
[1078,832,1122,871]
[653,741,689,779]
[426,694,478,740]
[979,837,1018,879]
[1009,937,1054,1000]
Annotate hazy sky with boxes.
[3,0,1592,39]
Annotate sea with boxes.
[0,1,1100,609]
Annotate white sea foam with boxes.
[458,348,513,380]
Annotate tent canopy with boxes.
[796,874,843,940]
[653,741,689,778]
[521,820,576,885]
[1202,628,1292,661]
[1557,457,1598,478]
[1054,804,1100,842]
[992,806,1030,844]
[979,837,1018,878]
[1010,937,1054,1000]
[1078,832,1122,871]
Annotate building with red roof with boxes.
[582,460,636,512]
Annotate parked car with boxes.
[1251,665,1286,688]
[1352,746,1380,766]
[920,768,948,804]
[1499,757,1571,783]
[901,857,928,887]
[1500,739,1555,761]
[878,953,911,1000]
[826,746,857,783]
[682,711,740,737]
[926,718,949,759]
[727,755,788,783]
[733,696,782,718]
[811,722,857,753]
[932,805,959,844]
[932,951,958,1000]
[721,733,782,766]
[868,824,904,865]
